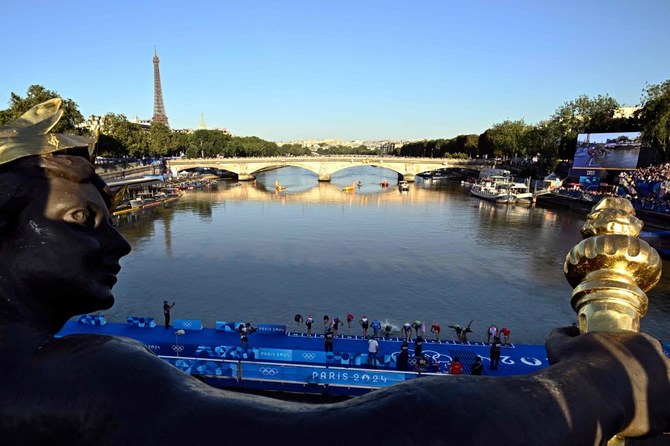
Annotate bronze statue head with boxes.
[0,101,131,333]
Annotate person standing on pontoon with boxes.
[402,322,412,341]
[332,317,343,335]
[414,335,424,357]
[294,314,303,330]
[324,329,334,353]
[371,319,381,337]
[163,300,175,329]
[487,324,497,343]
[360,316,369,337]
[430,322,441,341]
[500,327,511,346]
[367,337,379,368]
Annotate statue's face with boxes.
[8,175,131,317]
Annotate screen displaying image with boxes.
[579,175,600,188]
[572,132,642,170]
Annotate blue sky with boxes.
[3,0,669,142]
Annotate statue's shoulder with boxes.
[0,330,163,378]
[43,333,169,372]
[0,332,190,442]
[50,332,149,353]
[2,332,189,403]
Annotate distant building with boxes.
[172,127,231,136]
[614,106,639,119]
[78,115,103,133]
[276,139,408,151]
[130,116,152,130]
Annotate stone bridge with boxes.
[166,156,492,182]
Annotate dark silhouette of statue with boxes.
[0,100,668,445]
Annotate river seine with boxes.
[109,166,670,344]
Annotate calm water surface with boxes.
[109,167,670,344]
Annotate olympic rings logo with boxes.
[258,367,279,376]
[182,321,193,328]
[302,353,316,360]
[172,345,184,353]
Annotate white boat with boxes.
[129,192,158,209]
[470,176,536,204]
[469,176,516,204]
[398,180,410,191]
[509,182,534,203]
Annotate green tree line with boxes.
[2,81,669,166]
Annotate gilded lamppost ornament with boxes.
[564,196,662,333]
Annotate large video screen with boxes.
[572,132,642,171]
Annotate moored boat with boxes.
[469,176,515,203]
[113,188,183,216]
[470,176,536,204]
[509,182,534,203]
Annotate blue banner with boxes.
[255,324,286,335]
[78,314,106,325]
[254,348,293,362]
[307,367,406,388]
[252,348,327,364]
[164,357,236,377]
[127,316,156,328]
[240,363,406,388]
[215,321,245,332]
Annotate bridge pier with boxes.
[318,174,331,182]
[238,174,255,181]
[400,173,415,182]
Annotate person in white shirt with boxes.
[367,337,379,368]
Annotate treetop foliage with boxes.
[0,85,84,134]
[2,80,670,162]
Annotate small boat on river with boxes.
[113,188,182,216]
[509,182,534,203]
[470,176,534,204]
[343,181,356,192]
[469,176,515,203]
[275,180,287,191]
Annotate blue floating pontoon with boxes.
[58,315,551,396]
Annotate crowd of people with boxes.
[289,314,514,375]
[556,162,670,213]
[293,313,511,345]
[618,163,670,212]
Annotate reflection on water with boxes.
[111,167,670,344]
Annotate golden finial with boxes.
[564,197,662,333]
[0,98,96,165]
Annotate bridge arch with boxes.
[166,156,491,182]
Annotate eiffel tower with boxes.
[152,48,170,128]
